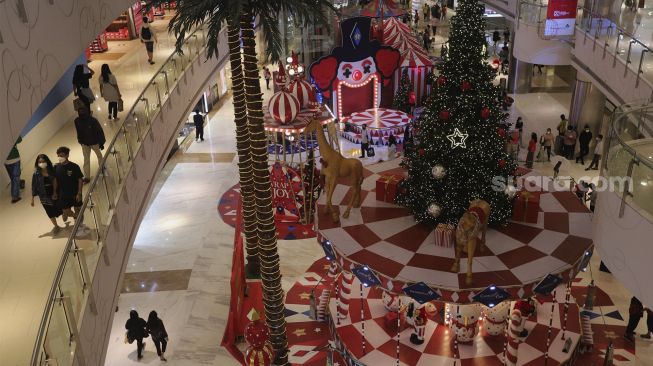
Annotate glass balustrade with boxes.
[30,24,208,366]
[605,101,653,219]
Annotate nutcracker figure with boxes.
[406,302,428,345]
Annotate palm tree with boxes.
[148,1,337,364]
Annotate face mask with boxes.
[585,129,590,132]
[58,157,67,163]
[38,162,47,169]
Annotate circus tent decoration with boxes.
[382,17,435,106]
[273,60,287,92]
[309,17,400,119]
[341,0,406,18]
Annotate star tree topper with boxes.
[446,128,469,149]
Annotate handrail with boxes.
[578,6,653,54]
[30,23,208,365]
[609,103,653,171]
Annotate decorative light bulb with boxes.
[289,69,295,76]
[298,66,304,73]
[287,56,293,63]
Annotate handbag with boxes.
[125,332,134,344]
[367,146,376,157]
[80,87,96,103]
[118,98,124,112]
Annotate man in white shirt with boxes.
[359,124,370,159]
[585,134,604,170]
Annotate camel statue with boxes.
[451,199,491,286]
[304,119,363,222]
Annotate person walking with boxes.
[140,16,158,65]
[74,106,105,182]
[515,117,524,147]
[576,124,593,164]
[54,146,84,221]
[193,109,205,142]
[263,67,272,90]
[146,311,169,361]
[492,30,501,54]
[72,64,95,110]
[563,125,577,160]
[526,132,537,168]
[423,2,430,22]
[4,136,22,203]
[555,114,568,154]
[414,10,419,27]
[441,4,447,20]
[585,134,604,170]
[99,64,122,120]
[359,124,370,159]
[31,154,64,233]
[541,128,554,162]
[625,297,644,342]
[126,310,148,360]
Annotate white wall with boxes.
[482,0,517,19]
[512,23,572,65]
[0,0,138,160]
[593,189,653,308]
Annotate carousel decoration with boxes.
[285,51,305,79]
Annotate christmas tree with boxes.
[392,71,413,113]
[396,0,516,226]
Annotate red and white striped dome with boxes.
[288,79,315,108]
[268,91,300,124]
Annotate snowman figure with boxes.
[483,302,510,336]
[451,304,481,343]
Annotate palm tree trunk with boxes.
[240,10,289,365]
[227,21,259,277]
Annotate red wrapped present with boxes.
[435,223,455,247]
[512,190,541,223]
[375,174,403,203]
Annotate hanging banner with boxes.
[270,162,302,223]
[544,0,578,36]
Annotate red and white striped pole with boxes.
[561,282,571,340]
[337,272,354,319]
[453,305,460,365]
[396,297,401,366]
[360,283,366,355]
[544,290,558,366]
[505,308,523,366]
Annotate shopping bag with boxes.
[118,98,124,112]
[367,146,376,157]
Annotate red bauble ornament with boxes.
[480,107,490,120]
[439,110,451,121]
[418,148,425,156]
[499,159,506,168]
[497,127,506,137]
[436,76,446,87]
[461,81,472,91]
[244,311,270,349]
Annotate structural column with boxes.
[508,56,532,94]
[569,71,606,131]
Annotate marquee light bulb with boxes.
[287,56,293,63]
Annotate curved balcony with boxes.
[593,100,653,308]
[30,24,217,366]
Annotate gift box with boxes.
[376,174,403,203]
[512,190,541,223]
[435,223,455,247]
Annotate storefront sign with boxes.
[544,0,578,36]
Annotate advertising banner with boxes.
[544,0,578,36]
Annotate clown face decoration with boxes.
[309,17,400,119]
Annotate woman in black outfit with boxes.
[30,154,64,233]
[125,310,148,359]
[146,311,169,361]
[72,64,95,110]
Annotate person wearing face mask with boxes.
[576,125,593,165]
[140,16,158,65]
[585,134,604,170]
[54,146,84,221]
[31,154,64,233]
[540,128,554,162]
[74,105,105,182]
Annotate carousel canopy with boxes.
[382,17,433,68]
[341,0,406,18]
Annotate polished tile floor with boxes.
[0,16,180,365]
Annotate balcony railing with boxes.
[30,23,209,365]
[604,101,653,220]
[575,6,653,90]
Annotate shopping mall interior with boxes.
[1,0,653,365]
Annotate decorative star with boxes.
[314,327,322,333]
[446,128,469,149]
[299,292,311,300]
[292,328,306,337]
